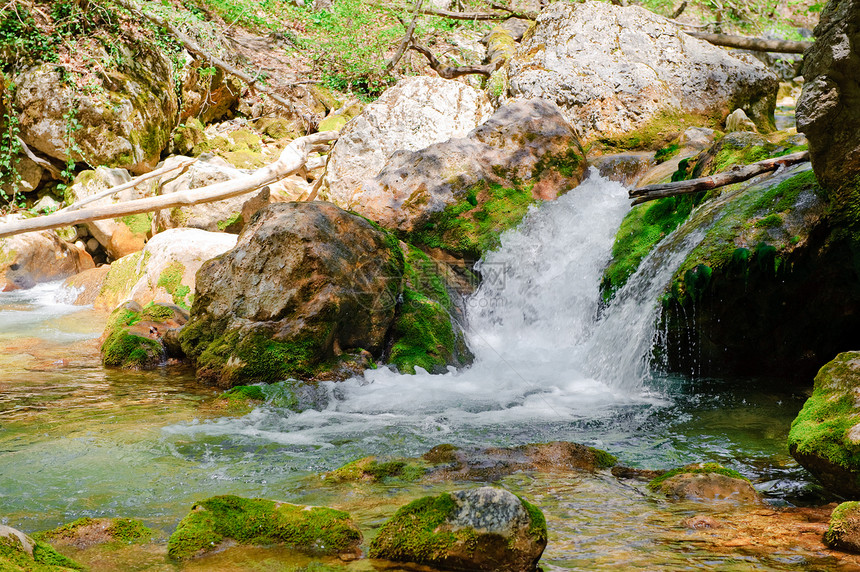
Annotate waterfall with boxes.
[167,170,707,450]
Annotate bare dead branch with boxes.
[686,31,812,53]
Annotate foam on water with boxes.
[165,170,707,451]
[0,280,92,341]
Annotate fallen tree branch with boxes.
[386,0,423,72]
[408,42,498,78]
[109,0,298,112]
[686,31,812,53]
[60,158,197,213]
[15,137,62,179]
[417,6,513,20]
[0,132,338,239]
[629,151,810,205]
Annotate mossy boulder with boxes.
[167,495,361,561]
[647,462,758,502]
[631,160,860,379]
[602,130,809,298]
[369,487,546,572]
[388,244,472,374]
[218,379,330,414]
[0,524,82,571]
[101,301,187,369]
[35,517,152,549]
[179,202,404,387]
[353,99,587,260]
[0,224,93,291]
[170,118,208,157]
[789,352,860,498]
[825,501,860,553]
[13,39,178,174]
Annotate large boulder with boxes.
[796,0,860,192]
[93,228,238,311]
[320,76,492,206]
[825,501,860,553]
[179,202,403,387]
[0,226,94,291]
[647,463,759,503]
[789,352,860,497]
[14,40,178,174]
[505,1,778,144]
[66,167,153,259]
[179,202,472,386]
[350,99,587,259]
[369,487,547,572]
[167,495,362,561]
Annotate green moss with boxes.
[788,353,860,474]
[0,534,83,571]
[518,497,547,544]
[389,290,456,374]
[406,180,537,259]
[98,251,149,303]
[755,213,783,228]
[167,495,360,560]
[220,380,304,411]
[587,446,619,469]
[37,517,152,546]
[825,501,860,547]
[598,109,707,151]
[156,261,192,308]
[101,302,176,369]
[654,142,681,164]
[325,456,425,483]
[217,212,242,231]
[647,462,749,491]
[368,493,463,562]
[602,192,706,298]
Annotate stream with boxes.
[0,172,837,570]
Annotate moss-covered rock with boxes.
[388,245,472,374]
[167,495,361,561]
[789,352,860,497]
[324,456,426,483]
[825,501,860,553]
[602,130,810,299]
[369,487,546,572]
[179,202,404,387]
[640,160,860,379]
[101,301,187,369]
[170,118,209,156]
[217,379,330,415]
[35,517,152,549]
[647,462,758,502]
[0,524,83,571]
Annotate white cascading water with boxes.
[165,170,707,451]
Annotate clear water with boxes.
[0,173,834,570]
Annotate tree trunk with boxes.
[0,132,337,239]
[686,32,812,54]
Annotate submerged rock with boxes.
[0,225,94,291]
[321,76,492,206]
[796,0,860,191]
[648,462,758,502]
[36,517,153,549]
[424,441,618,481]
[369,487,546,572]
[505,1,778,144]
[825,501,860,553]
[0,524,82,571]
[351,99,587,259]
[167,495,362,560]
[789,352,860,497]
